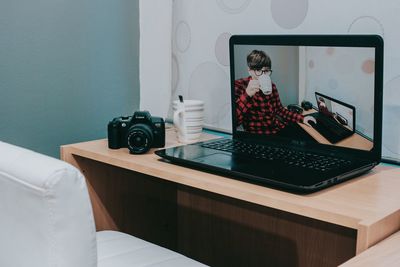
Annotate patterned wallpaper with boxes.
[140,0,400,161]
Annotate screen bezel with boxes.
[229,34,383,161]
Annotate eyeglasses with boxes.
[254,69,272,76]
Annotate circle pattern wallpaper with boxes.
[216,0,252,14]
[271,0,308,29]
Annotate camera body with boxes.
[108,111,165,154]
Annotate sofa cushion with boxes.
[97,231,207,267]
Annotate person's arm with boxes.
[272,85,304,123]
[234,78,253,126]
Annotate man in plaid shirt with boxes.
[235,50,316,141]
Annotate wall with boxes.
[139,0,400,161]
[0,0,140,158]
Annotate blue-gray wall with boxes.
[0,0,140,157]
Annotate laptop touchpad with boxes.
[194,153,233,170]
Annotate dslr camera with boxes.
[108,111,165,154]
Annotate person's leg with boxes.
[276,123,318,143]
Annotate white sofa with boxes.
[0,141,206,267]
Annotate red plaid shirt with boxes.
[235,76,304,135]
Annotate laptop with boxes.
[308,92,356,144]
[155,35,383,193]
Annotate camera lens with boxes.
[126,124,153,154]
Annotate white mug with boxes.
[258,74,272,95]
[173,100,204,143]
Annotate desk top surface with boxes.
[340,231,400,266]
[61,128,400,231]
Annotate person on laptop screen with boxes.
[234,50,316,141]
[317,97,334,118]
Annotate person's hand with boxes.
[245,79,260,97]
[303,116,316,127]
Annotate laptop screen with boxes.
[315,92,355,133]
[231,36,382,152]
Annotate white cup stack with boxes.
[172,99,204,143]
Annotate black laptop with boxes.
[155,35,383,193]
[308,92,356,144]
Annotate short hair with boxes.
[247,50,271,70]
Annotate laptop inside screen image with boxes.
[155,35,383,193]
[308,92,356,144]
[314,92,354,133]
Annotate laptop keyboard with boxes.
[200,139,352,172]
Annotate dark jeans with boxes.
[276,123,318,143]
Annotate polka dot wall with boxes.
[147,0,400,160]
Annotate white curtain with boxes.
[139,0,400,162]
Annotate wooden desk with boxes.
[299,110,373,151]
[61,128,400,267]
[340,231,400,267]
